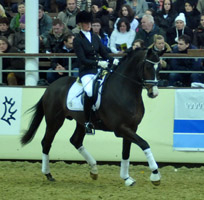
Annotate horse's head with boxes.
[143,48,161,98]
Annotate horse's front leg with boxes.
[120,139,136,186]
[70,122,98,180]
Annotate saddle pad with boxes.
[66,80,104,111]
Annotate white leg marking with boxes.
[42,153,50,174]
[144,148,158,171]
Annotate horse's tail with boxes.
[20,97,44,146]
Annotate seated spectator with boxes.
[114,4,139,32]
[154,0,177,34]
[91,18,111,52]
[197,0,204,14]
[91,0,111,35]
[184,0,200,31]
[193,14,204,49]
[39,0,51,12]
[132,39,145,49]
[126,0,148,20]
[57,0,79,31]
[46,33,78,83]
[134,14,166,47]
[39,4,53,48]
[110,17,136,54]
[44,18,71,53]
[168,34,203,87]
[0,4,12,21]
[13,14,25,52]
[10,2,25,32]
[0,36,24,85]
[55,0,67,12]
[166,13,193,47]
[148,34,172,86]
[0,17,14,46]
[145,8,155,17]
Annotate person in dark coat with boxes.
[193,13,204,49]
[166,13,193,47]
[73,10,119,134]
[0,36,24,85]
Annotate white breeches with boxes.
[81,74,95,97]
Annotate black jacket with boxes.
[73,31,113,77]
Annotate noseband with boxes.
[143,59,160,87]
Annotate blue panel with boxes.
[174,120,204,133]
[173,134,204,148]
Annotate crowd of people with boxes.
[0,0,204,87]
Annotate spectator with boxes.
[57,0,79,31]
[39,0,51,12]
[39,4,53,48]
[168,34,203,87]
[132,39,145,49]
[148,34,172,86]
[197,0,204,14]
[173,0,198,14]
[184,0,200,31]
[10,2,25,32]
[91,0,111,35]
[55,0,67,12]
[166,13,193,47]
[110,17,136,54]
[126,0,148,20]
[44,18,71,53]
[47,33,78,83]
[0,4,12,21]
[193,14,204,49]
[13,14,25,52]
[91,18,111,52]
[154,0,177,34]
[0,17,14,45]
[134,14,166,47]
[114,4,139,32]
[0,36,24,85]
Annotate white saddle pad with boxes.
[67,78,104,111]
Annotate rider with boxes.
[73,10,119,134]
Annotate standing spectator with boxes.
[110,17,136,54]
[0,36,24,85]
[154,0,178,34]
[193,14,204,49]
[10,2,25,32]
[166,13,193,47]
[114,4,139,32]
[184,0,200,31]
[39,4,53,47]
[168,34,203,87]
[57,0,79,31]
[126,0,148,20]
[47,33,78,83]
[134,14,166,47]
[13,14,25,52]
[0,17,14,45]
[91,18,111,52]
[197,0,204,14]
[44,18,71,53]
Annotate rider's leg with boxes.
[81,74,95,133]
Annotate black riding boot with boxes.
[84,93,94,134]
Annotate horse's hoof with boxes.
[45,173,55,181]
[150,172,161,186]
[90,172,98,180]
[124,177,136,186]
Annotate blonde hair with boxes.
[153,34,164,43]
[0,4,6,17]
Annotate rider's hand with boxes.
[113,58,119,65]
[98,61,109,69]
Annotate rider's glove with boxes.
[98,61,109,69]
[113,58,119,65]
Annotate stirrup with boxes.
[85,122,95,135]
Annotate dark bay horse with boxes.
[21,48,161,186]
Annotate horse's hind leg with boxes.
[70,122,98,180]
[41,116,65,181]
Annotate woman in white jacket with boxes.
[110,17,136,54]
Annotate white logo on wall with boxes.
[0,88,22,135]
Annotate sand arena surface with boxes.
[0,161,204,200]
